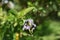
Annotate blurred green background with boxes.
[0,0,60,40]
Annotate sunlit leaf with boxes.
[17,7,35,18]
[7,13,15,21]
[58,11,60,16]
[28,2,33,6]
[0,8,3,17]
[38,7,43,10]
[14,22,18,27]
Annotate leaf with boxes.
[14,22,18,27]
[17,7,35,18]
[0,8,3,17]
[58,11,60,16]
[22,32,28,36]
[7,13,15,21]
[28,2,33,6]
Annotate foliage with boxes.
[0,0,60,40]
[0,7,34,40]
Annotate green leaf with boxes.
[0,8,3,17]
[7,13,15,21]
[28,2,33,6]
[17,7,35,18]
[58,11,60,16]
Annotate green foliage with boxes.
[0,7,35,40]
[17,7,35,18]
[0,0,60,40]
